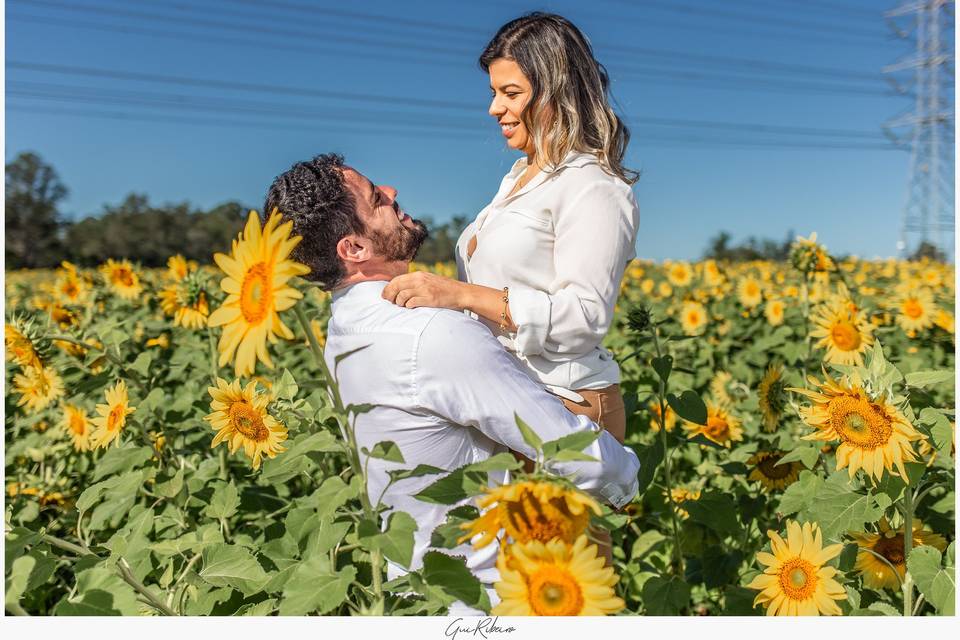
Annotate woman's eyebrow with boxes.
[492,83,524,91]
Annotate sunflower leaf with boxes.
[904,370,954,389]
[651,355,673,383]
[803,473,884,542]
[422,552,490,614]
[907,543,955,615]
[667,390,707,425]
[641,576,690,615]
[775,446,819,470]
[514,413,543,454]
[362,440,405,464]
[542,429,601,460]
[634,438,664,497]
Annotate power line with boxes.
[728,0,883,20]
[6,65,895,141]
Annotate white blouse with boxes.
[456,150,640,400]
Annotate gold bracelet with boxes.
[499,286,510,331]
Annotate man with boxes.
[264,153,640,614]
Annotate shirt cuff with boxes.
[508,285,551,357]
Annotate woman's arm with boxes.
[381,272,518,331]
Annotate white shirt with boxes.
[324,280,641,612]
[456,151,640,401]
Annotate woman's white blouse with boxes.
[456,150,640,399]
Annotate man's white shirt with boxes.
[323,280,641,608]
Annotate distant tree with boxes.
[413,215,469,263]
[5,151,68,268]
[703,229,794,262]
[909,240,947,262]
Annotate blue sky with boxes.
[5,0,950,260]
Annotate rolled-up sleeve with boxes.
[416,312,640,508]
[510,180,638,357]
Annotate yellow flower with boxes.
[666,261,694,287]
[933,308,954,334]
[204,377,288,470]
[667,487,700,518]
[789,369,924,483]
[207,210,311,377]
[748,520,846,616]
[53,269,89,306]
[649,401,676,433]
[90,380,137,449]
[848,518,947,591]
[701,259,724,286]
[159,273,210,329]
[685,401,743,447]
[810,297,874,366]
[5,322,41,369]
[167,254,197,281]
[747,451,802,491]
[737,276,763,309]
[145,333,170,349]
[459,480,601,550]
[679,300,708,335]
[309,319,327,349]
[640,279,654,294]
[99,259,143,300]
[764,299,785,326]
[61,404,92,451]
[13,365,64,413]
[757,363,787,433]
[657,281,673,298]
[895,288,935,334]
[492,535,624,616]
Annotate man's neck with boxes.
[335,261,409,291]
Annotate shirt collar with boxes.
[331,279,389,308]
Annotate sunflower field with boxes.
[4,217,955,617]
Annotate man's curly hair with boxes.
[263,153,366,290]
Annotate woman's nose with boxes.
[489,96,505,118]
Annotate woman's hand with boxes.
[382,271,465,310]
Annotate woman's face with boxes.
[488,58,536,157]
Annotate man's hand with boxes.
[382,271,465,310]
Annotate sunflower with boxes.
[789,369,925,483]
[685,401,744,447]
[709,371,747,406]
[459,479,601,550]
[207,210,311,377]
[933,308,954,334]
[99,259,143,300]
[52,268,90,306]
[204,377,288,470]
[679,300,708,335]
[848,518,947,591]
[737,276,764,309]
[60,404,92,451]
[757,363,788,433]
[649,401,677,433]
[5,322,42,369]
[895,287,935,335]
[809,298,874,366]
[657,281,673,298]
[167,254,197,282]
[747,451,802,491]
[667,487,701,519]
[492,535,624,616]
[748,520,846,616]
[13,365,64,413]
[159,272,210,329]
[666,261,694,287]
[701,259,724,286]
[89,380,137,449]
[764,299,785,326]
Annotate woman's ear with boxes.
[336,234,371,264]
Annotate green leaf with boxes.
[199,543,269,596]
[804,473,883,541]
[129,351,153,378]
[92,445,153,481]
[306,475,361,520]
[721,586,760,616]
[259,431,342,483]
[279,556,355,616]
[387,464,445,483]
[684,491,740,535]
[303,518,351,556]
[630,529,666,559]
[919,408,954,456]
[542,430,601,461]
[904,370,954,389]
[204,481,240,520]
[422,552,490,613]
[514,413,543,453]
[908,543,955,615]
[642,576,690,615]
[776,446,819,470]
[414,455,521,505]
[839,543,859,572]
[273,368,299,401]
[358,511,418,569]
[549,449,599,462]
[667,390,707,425]
[465,452,524,473]
[778,471,822,516]
[431,505,480,549]
[651,355,673,383]
[362,440,405,464]
[54,566,141,615]
[634,438,664,496]
[155,467,185,499]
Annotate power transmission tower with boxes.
[883,0,955,261]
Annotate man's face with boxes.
[343,167,428,262]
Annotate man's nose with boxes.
[380,185,398,202]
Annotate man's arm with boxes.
[415,312,639,509]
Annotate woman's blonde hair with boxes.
[480,12,639,185]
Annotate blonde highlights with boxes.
[480,13,638,185]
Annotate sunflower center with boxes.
[757,454,792,479]
[903,299,923,319]
[106,405,125,432]
[503,493,582,544]
[829,396,893,449]
[778,558,817,600]
[69,413,87,435]
[527,566,585,616]
[830,321,861,351]
[240,262,272,324]
[114,268,134,287]
[874,534,906,565]
[228,401,269,442]
[704,416,730,440]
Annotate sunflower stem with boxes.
[47,334,148,393]
[206,327,219,385]
[902,485,915,616]
[652,326,685,579]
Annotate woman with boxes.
[382,13,638,461]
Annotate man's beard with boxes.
[369,217,429,262]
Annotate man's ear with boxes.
[336,234,372,264]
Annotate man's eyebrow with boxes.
[366,179,378,207]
